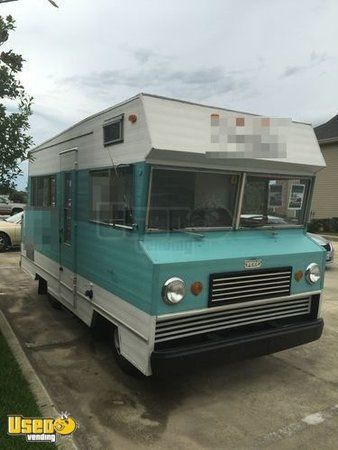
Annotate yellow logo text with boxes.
[8,413,77,443]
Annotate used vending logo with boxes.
[8,412,77,444]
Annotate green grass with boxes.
[0,333,53,449]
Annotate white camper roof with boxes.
[31,93,325,176]
[141,94,325,175]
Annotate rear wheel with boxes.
[113,327,143,377]
[0,233,10,252]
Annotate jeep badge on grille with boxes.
[244,259,263,269]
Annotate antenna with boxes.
[0,0,58,5]
[47,0,58,7]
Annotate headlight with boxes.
[162,277,186,304]
[305,263,321,284]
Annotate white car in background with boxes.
[241,214,335,265]
[0,211,23,252]
[0,196,26,215]
[308,232,335,264]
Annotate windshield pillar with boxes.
[234,173,246,230]
[133,162,151,236]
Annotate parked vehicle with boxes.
[241,214,291,226]
[21,93,326,376]
[308,233,335,264]
[0,211,23,251]
[242,216,335,264]
[0,196,25,215]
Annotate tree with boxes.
[0,183,27,202]
[0,14,33,189]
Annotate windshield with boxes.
[5,212,23,223]
[148,169,239,230]
[240,175,310,227]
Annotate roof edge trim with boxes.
[140,93,311,126]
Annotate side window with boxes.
[90,166,133,227]
[36,177,44,206]
[103,115,124,146]
[91,170,110,222]
[111,166,133,226]
[50,176,56,207]
[30,175,56,207]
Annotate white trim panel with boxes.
[21,250,156,375]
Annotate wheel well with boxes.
[11,208,23,215]
[37,276,48,295]
[91,311,116,341]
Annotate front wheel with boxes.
[113,328,143,377]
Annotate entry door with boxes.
[59,149,78,308]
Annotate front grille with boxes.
[209,267,292,307]
[155,296,311,343]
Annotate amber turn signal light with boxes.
[294,270,303,282]
[191,281,203,296]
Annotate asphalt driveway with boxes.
[0,248,338,449]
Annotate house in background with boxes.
[310,115,338,220]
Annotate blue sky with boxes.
[2,0,338,189]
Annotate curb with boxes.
[0,310,79,450]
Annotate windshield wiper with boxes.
[172,228,205,239]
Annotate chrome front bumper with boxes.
[151,318,324,372]
[154,292,321,345]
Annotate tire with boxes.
[0,233,11,252]
[47,293,63,310]
[112,327,143,377]
[38,276,48,295]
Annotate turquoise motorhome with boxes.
[22,93,326,376]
